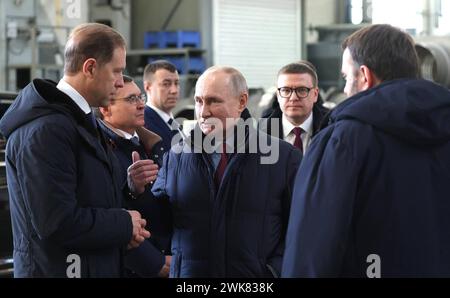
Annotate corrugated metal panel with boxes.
[213,0,302,89]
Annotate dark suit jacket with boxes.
[144,106,179,152]
[262,103,329,142]
[99,121,173,277]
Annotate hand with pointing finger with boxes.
[127,151,159,195]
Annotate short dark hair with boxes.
[342,24,420,81]
[278,61,319,87]
[143,60,178,82]
[64,23,126,75]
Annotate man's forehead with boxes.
[155,69,179,80]
[116,82,140,96]
[278,73,314,83]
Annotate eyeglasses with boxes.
[278,87,314,99]
[113,93,147,104]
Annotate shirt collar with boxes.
[57,79,91,114]
[147,102,174,124]
[100,120,138,140]
[282,113,314,138]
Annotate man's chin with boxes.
[99,98,113,108]
[201,127,213,135]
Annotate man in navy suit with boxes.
[143,60,181,152]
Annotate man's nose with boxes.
[170,83,179,94]
[115,75,124,88]
[289,90,300,101]
[136,101,145,109]
[199,104,211,118]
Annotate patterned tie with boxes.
[214,143,228,188]
[293,127,304,153]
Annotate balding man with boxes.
[0,23,149,277]
[152,66,302,278]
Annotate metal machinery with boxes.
[0,0,133,92]
[415,36,450,89]
[0,0,93,91]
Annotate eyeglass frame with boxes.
[277,86,316,99]
[112,93,147,104]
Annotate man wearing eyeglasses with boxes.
[263,62,328,154]
[96,75,172,278]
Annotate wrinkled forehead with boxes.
[195,70,232,94]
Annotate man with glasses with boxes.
[96,75,172,277]
[143,60,181,152]
[263,61,328,154]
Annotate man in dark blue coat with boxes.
[282,24,450,277]
[143,60,181,152]
[152,66,302,278]
[0,23,150,278]
[97,75,172,277]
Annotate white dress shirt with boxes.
[56,79,91,115]
[146,102,174,129]
[282,113,314,153]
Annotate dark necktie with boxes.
[130,136,140,147]
[214,143,228,188]
[86,112,97,129]
[168,118,183,131]
[293,127,304,153]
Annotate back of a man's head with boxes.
[342,24,420,82]
[143,60,178,82]
[64,23,126,75]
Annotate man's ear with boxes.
[359,65,380,91]
[143,80,152,93]
[238,93,248,112]
[83,58,97,78]
[311,87,319,104]
[99,106,111,119]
